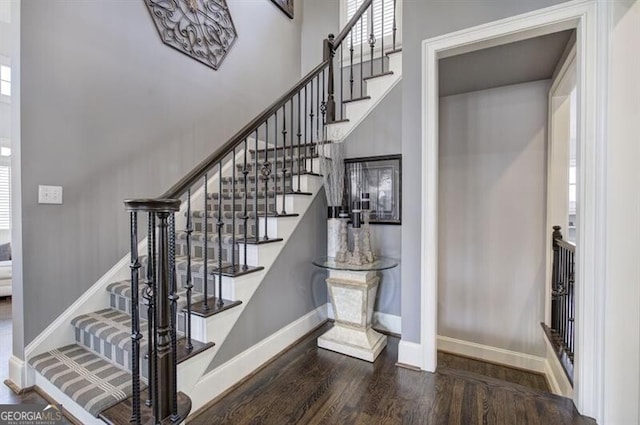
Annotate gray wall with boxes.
[401,0,572,343]
[343,83,402,318]
[18,0,304,349]
[301,0,339,74]
[438,80,550,357]
[208,192,328,370]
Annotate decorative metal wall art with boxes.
[270,0,294,19]
[144,0,238,70]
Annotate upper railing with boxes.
[123,1,398,423]
[542,225,576,384]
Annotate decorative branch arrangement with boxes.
[319,141,345,208]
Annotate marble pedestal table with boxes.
[312,257,399,362]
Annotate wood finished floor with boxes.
[189,323,595,425]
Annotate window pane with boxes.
[0,80,10,96]
[0,65,10,82]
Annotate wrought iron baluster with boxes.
[273,110,278,216]
[217,161,224,307]
[128,211,142,425]
[289,98,294,194]
[184,190,193,351]
[202,174,209,312]
[168,213,179,421]
[381,0,384,73]
[297,93,303,192]
[392,0,397,51]
[281,105,288,214]
[340,44,343,120]
[360,14,364,97]
[231,148,236,272]
[242,139,249,270]
[350,31,354,99]
[263,120,270,240]
[309,79,314,175]
[144,213,156,407]
[304,85,308,173]
[322,69,326,142]
[369,5,376,77]
[254,129,259,242]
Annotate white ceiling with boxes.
[439,30,574,97]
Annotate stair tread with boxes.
[71,308,149,352]
[343,95,371,104]
[106,280,205,309]
[188,210,297,220]
[28,344,142,417]
[208,190,312,200]
[363,70,394,81]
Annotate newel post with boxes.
[551,225,563,332]
[324,34,336,123]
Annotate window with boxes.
[0,165,10,230]
[0,65,10,97]
[344,0,399,48]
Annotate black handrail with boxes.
[160,61,329,200]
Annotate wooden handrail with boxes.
[555,238,576,252]
[333,0,373,47]
[160,60,329,200]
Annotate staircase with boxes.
[24,0,402,423]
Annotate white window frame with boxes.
[339,0,402,63]
[0,59,10,101]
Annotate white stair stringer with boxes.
[327,50,402,142]
[176,175,324,411]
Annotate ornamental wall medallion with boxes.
[270,0,294,19]
[144,0,238,70]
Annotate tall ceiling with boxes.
[439,30,574,97]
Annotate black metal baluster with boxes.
[381,0,384,73]
[242,139,249,270]
[281,105,288,214]
[392,0,397,51]
[340,44,343,119]
[144,213,156,407]
[254,129,259,242]
[217,161,224,308]
[263,120,270,240]
[202,174,209,312]
[297,93,303,192]
[168,213,179,421]
[360,13,364,97]
[128,211,142,425]
[184,190,193,351]
[369,5,376,77]
[273,110,278,216]
[350,31,354,99]
[289,98,295,193]
[321,69,327,143]
[309,79,315,175]
[231,148,236,272]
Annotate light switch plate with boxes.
[38,185,63,204]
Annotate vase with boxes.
[327,206,342,258]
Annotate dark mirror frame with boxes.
[344,154,402,225]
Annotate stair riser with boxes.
[192,220,257,237]
[108,293,191,335]
[220,181,292,194]
[204,200,278,213]
[139,262,234,301]
[175,241,237,265]
[248,149,315,162]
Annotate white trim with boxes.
[188,305,328,413]
[8,355,31,390]
[398,340,422,369]
[421,1,605,422]
[543,333,574,397]
[437,336,547,374]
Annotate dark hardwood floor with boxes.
[437,351,550,392]
[189,322,596,425]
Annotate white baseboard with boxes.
[437,335,547,374]
[8,355,31,390]
[543,334,574,397]
[326,303,401,335]
[188,305,329,413]
[398,340,424,369]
